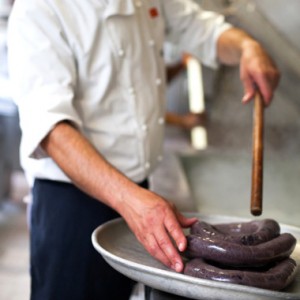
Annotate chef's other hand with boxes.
[120,188,197,272]
[240,40,280,106]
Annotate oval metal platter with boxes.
[92,214,300,300]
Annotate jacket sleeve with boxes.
[7,0,82,159]
[161,0,232,68]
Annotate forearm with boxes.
[40,121,140,212]
[217,27,259,66]
[40,120,197,272]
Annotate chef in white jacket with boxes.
[7,0,279,299]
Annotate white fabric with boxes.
[7,0,231,184]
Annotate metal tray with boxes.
[92,214,300,300]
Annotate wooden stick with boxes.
[251,91,264,216]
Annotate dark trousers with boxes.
[30,179,148,300]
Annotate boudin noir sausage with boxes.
[185,219,296,267]
[184,257,298,291]
[190,219,280,246]
[183,219,298,290]
[186,230,296,267]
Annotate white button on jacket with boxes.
[8,0,231,184]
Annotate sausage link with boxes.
[190,219,280,246]
[184,257,298,291]
[186,232,296,266]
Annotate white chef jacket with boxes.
[7,0,231,184]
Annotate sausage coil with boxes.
[183,219,298,290]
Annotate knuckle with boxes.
[147,241,159,256]
[146,216,156,227]
[157,237,169,249]
[167,223,178,235]
[135,233,146,245]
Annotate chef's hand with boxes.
[240,40,280,106]
[120,188,197,272]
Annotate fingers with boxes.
[254,72,280,106]
[165,204,197,249]
[142,233,176,270]
[134,208,196,272]
[176,211,198,229]
[139,218,185,272]
[164,213,188,253]
[241,68,280,106]
[241,72,255,104]
[240,43,280,106]
[122,189,197,273]
[162,209,197,265]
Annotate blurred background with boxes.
[1,0,300,299]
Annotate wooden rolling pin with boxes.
[251,91,264,216]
